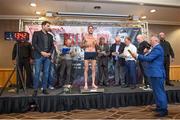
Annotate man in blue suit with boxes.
[132,36,168,117]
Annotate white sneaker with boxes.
[146,87,152,91]
[139,86,143,89]
[143,86,152,91]
[49,86,55,90]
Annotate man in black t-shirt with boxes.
[159,32,175,86]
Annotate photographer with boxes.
[12,41,33,88]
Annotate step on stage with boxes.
[0,85,180,114]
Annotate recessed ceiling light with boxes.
[35,11,41,15]
[141,16,147,19]
[30,3,36,7]
[139,2,144,5]
[150,9,156,13]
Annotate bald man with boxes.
[110,36,126,87]
[132,36,168,117]
[159,32,175,86]
[136,34,151,90]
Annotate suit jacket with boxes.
[32,31,54,59]
[97,44,110,66]
[138,44,166,78]
[110,42,126,65]
[138,41,151,54]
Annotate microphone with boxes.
[128,49,136,58]
[128,49,133,55]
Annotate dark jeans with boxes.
[139,61,149,86]
[125,60,136,85]
[33,57,51,90]
[48,62,57,87]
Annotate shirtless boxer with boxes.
[81,25,98,90]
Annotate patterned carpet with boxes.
[0,104,180,119]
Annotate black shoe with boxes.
[32,90,38,96]
[166,83,174,86]
[104,83,109,86]
[154,111,168,117]
[121,84,128,88]
[130,86,136,89]
[99,83,103,86]
[151,108,161,112]
[42,90,49,95]
[55,85,63,89]
[114,83,119,86]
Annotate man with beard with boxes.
[159,32,175,86]
[81,25,98,90]
[32,21,54,96]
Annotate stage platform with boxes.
[0,84,180,114]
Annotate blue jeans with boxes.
[34,57,51,90]
[48,62,56,87]
[125,60,136,85]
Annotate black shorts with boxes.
[84,52,97,60]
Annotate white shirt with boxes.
[123,43,137,61]
[115,44,120,53]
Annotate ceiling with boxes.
[0,0,180,24]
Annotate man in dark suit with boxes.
[97,37,110,86]
[110,36,126,87]
[12,41,33,88]
[136,34,151,90]
[132,36,168,117]
[159,32,175,86]
[32,21,54,96]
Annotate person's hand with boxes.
[171,58,175,62]
[41,51,48,57]
[143,48,149,54]
[101,51,106,55]
[30,59,34,64]
[70,51,76,57]
[98,52,103,57]
[97,50,101,53]
[112,52,118,56]
[41,51,51,57]
[131,53,137,59]
[46,53,51,57]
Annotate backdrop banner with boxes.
[25,25,141,87]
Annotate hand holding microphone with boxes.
[128,49,137,59]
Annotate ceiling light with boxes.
[30,3,36,7]
[35,11,41,15]
[139,2,144,5]
[141,16,147,19]
[150,9,156,13]
[56,12,132,19]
